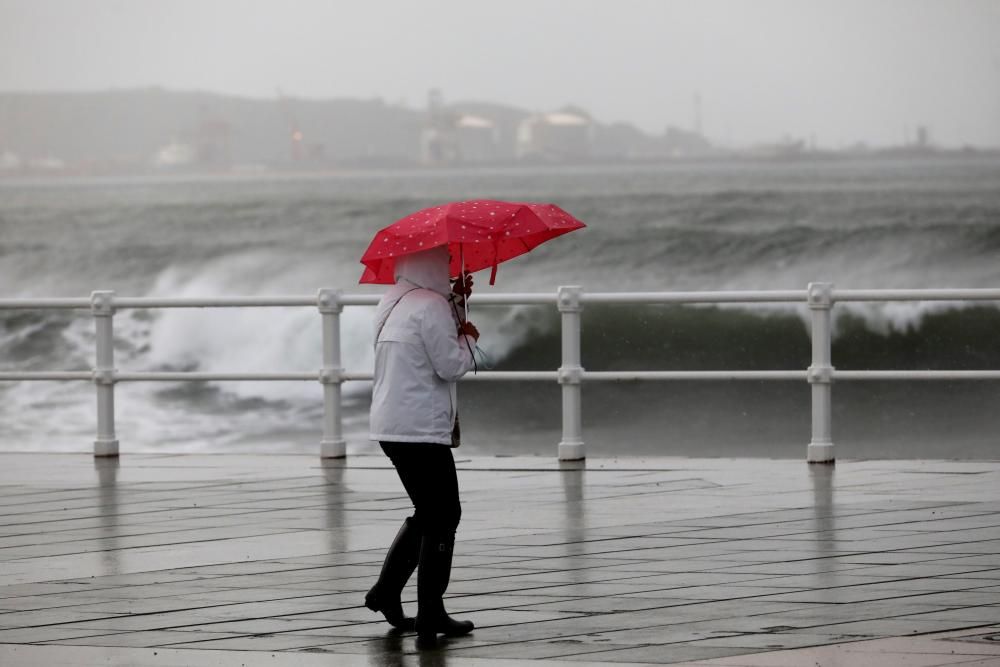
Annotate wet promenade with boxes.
[0,452,998,666]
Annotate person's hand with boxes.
[458,321,480,341]
[451,274,474,299]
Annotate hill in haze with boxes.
[0,88,714,174]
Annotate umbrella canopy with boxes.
[359,200,585,285]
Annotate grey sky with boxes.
[2,0,998,147]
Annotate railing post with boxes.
[318,288,346,458]
[557,286,585,461]
[91,290,119,457]
[807,282,835,463]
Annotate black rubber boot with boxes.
[365,517,420,631]
[415,533,474,644]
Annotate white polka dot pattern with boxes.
[359,200,585,285]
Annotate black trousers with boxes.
[380,442,462,537]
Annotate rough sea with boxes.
[2,157,999,458]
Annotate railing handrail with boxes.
[7,369,1000,382]
[3,287,1000,310]
[2,285,998,462]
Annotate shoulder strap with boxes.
[375,287,421,348]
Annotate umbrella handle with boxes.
[449,290,477,375]
[460,244,469,321]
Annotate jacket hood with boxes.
[394,245,451,296]
[373,246,453,343]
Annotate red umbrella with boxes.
[359,200,585,286]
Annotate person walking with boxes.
[365,245,479,643]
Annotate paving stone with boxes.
[164,633,335,651]
[0,626,131,643]
[681,628,1000,666]
[687,631,874,650]
[551,643,756,663]
[37,629,243,647]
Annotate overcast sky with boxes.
[2,0,998,147]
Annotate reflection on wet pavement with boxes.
[0,452,997,666]
[94,457,121,577]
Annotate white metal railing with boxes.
[2,284,1000,462]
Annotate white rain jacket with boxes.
[369,246,477,445]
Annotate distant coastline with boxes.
[1,88,997,179]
